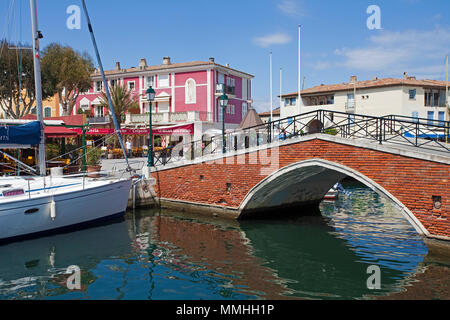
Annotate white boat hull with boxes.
[0,178,132,241]
[323,190,338,201]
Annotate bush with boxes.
[324,128,339,136]
[46,143,60,160]
[77,108,91,117]
[86,147,104,166]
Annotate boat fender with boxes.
[50,199,56,220]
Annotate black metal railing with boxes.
[152,109,450,167]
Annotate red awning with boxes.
[153,123,194,135]
[69,123,194,136]
[45,126,78,138]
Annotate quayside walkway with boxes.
[150,110,450,240]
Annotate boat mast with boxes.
[29,0,46,176]
[81,0,131,171]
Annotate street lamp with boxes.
[146,86,156,167]
[219,93,229,154]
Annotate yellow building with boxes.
[31,93,61,118]
[1,93,60,119]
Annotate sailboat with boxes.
[0,0,133,243]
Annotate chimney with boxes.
[162,57,171,65]
[226,63,230,67]
[350,75,357,83]
[139,58,147,69]
[115,62,121,71]
[403,72,408,80]
[373,77,378,81]
[209,57,215,63]
[407,76,416,80]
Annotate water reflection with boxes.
[0,218,131,299]
[0,181,441,300]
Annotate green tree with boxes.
[0,40,46,118]
[99,83,139,124]
[41,43,94,116]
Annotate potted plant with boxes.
[86,148,104,178]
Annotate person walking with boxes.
[126,139,132,158]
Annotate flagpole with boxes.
[280,68,283,112]
[270,51,273,122]
[298,24,302,116]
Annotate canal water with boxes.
[0,180,449,300]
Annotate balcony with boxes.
[87,115,111,125]
[125,111,213,125]
[215,84,236,99]
[226,86,235,95]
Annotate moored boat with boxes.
[0,0,134,243]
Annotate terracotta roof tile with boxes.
[93,61,254,78]
[258,109,281,117]
[281,77,449,97]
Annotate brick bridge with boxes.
[150,110,450,240]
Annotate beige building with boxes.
[280,73,449,124]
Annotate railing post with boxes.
[82,127,87,172]
[293,116,297,136]
[379,118,383,144]
[191,141,195,160]
[415,123,419,147]
[319,110,323,133]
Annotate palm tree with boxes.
[99,84,139,124]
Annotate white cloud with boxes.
[331,28,450,79]
[277,0,305,17]
[253,32,292,48]
[311,61,332,71]
[253,98,282,112]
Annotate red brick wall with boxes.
[153,139,450,238]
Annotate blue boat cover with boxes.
[0,121,41,146]
[404,131,449,139]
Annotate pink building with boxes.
[76,57,254,130]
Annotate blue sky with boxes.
[2,0,450,112]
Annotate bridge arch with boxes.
[238,158,429,236]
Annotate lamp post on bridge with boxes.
[219,93,229,154]
[146,86,156,167]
